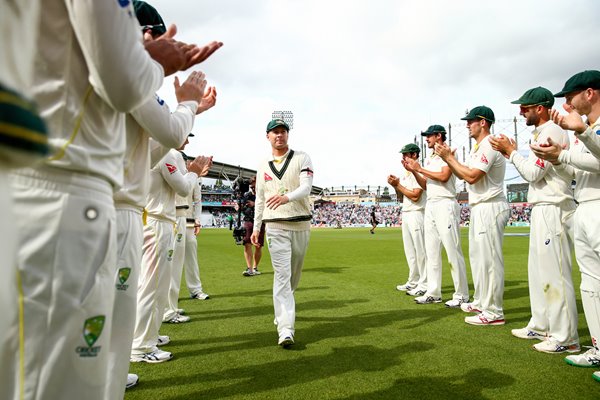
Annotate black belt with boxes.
[186,218,196,223]
[176,205,189,209]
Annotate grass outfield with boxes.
[126,227,599,400]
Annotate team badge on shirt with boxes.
[535,158,545,169]
[165,163,177,174]
[264,173,273,181]
[480,154,489,165]
[116,268,131,291]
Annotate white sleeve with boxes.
[131,95,198,149]
[576,126,600,160]
[158,152,198,196]
[509,151,550,183]
[286,154,314,202]
[149,138,169,168]
[192,179,202,221]
[65,0,163,112]
[253,169,266,232]
[558,149,600,173]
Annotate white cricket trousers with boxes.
[266,227,310,338]
[574,200,600,351]
[10,168,117,400]
[468,200,510,320]
[164,216,187,321]
[184,224,205,296]
[106,208,143,400]
[423,198,469,300]
[132,217,174,354]
[0,170,19,400]
[526,202,578,345]
[401,210,426,290]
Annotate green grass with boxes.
[125,227,599,400]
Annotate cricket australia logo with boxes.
[176,233,183,242]
[167,249,174,261]
[76,315,105,357]
[116,267,131,291]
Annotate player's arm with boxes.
[435,143,486,184]
[387,174,423,202]
[251,169,266,246]
[576,126,600,160]
[66,0,163,112]
[402,158,427,190]
[159,152,197,196]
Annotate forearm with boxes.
[510,151,547,183]
[577,126,600,159]
[559,150,600,173]
[286,174,313,202]
[394,184,421,202]
[132,98,197,149]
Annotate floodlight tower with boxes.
[272,110,294,130]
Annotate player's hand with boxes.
[550,105,588,134]
[250,231,260,247]
[174,71,207,104]
[530,137,563,164]
[387,174,399,187]
[403,157,420,172]
[144,24,188,76]
[197,87,217,114]
[180,41,223,71]
[434,143,453,160]
[489,134,516,159]
[188,155,213,176]
[266,194,289,210]
[193,224,201,235]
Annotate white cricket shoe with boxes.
[191,292,210,300]
[396,283,415,292]
[565,347,600,367]
[157,335,170,346]
[406,288,426,297]
[126,373,139,389]
[415,295,442,304]
[165,313,190,323]
[511,327,546,340]
[130,348,173,363]
[278,335,294,348]
[465,314,505,326]
[460,302,481,313]
[445,298,468,308]
[533,339,580,354]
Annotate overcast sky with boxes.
[149,0,600,189]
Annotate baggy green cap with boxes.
[133,1,167,35]
[461,105,495,123]
[421,124,446,136]
[399,143,421,154]
[554,70,600,97]
[266,119,289,132]
[511,87,554,107]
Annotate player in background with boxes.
[387,143,426,295]
[404,125,470,307]
[435,106,510,325]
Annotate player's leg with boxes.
[164,216,186,321]
[400,212,419,289]
[468,204,482,311]
[11,171,116,399]
[106,209,143,398]
[266,227,295,341]
[421,205,442,300]
[184,225,205,297]
[0,172,20,399]
[436,200,469,302]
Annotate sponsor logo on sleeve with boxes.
[165,163,177,174]
[480,154,489,165]
[264,173,273,181]
[117,0,130,7]
[535,158,545,169]
[155,95,165,106]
